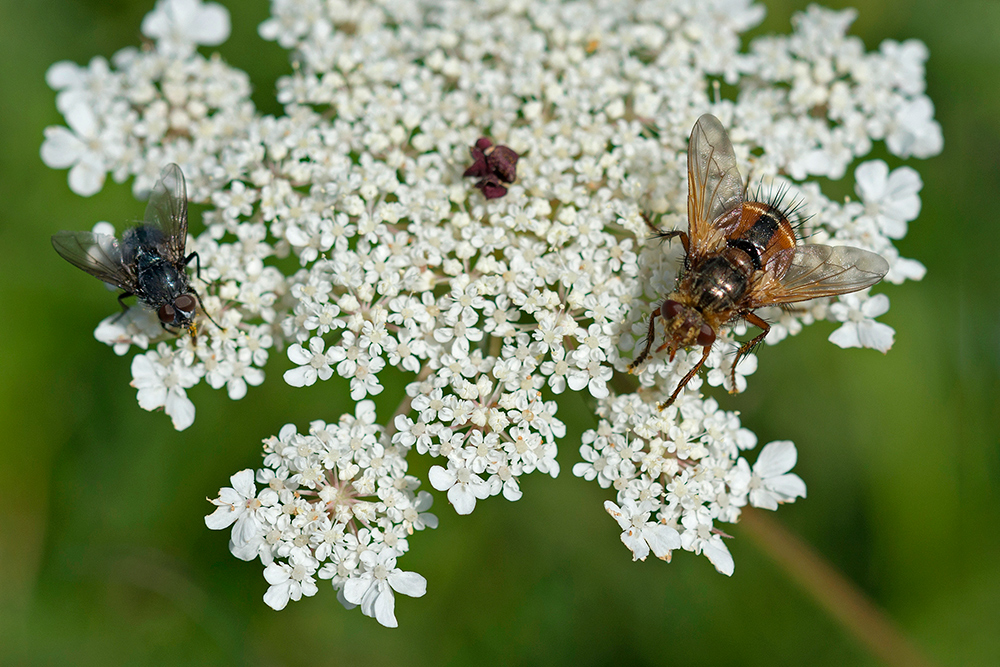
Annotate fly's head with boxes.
[659,297,716,359]
[158,293,198,331]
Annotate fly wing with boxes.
[686,114,745,259]
[142,163,189,263]
[52,231,137,291]
[749,244,889,306]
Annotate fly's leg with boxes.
[185,252,205,281]
[656,229,690,255]
[729,311,770,394]
[112,292,135,323]
[184,252,221,330]
[190,286,221,330]
[116,292,134,312]
[628,311,660,372]
[659,344,712,409]
[632,214,692,376]
[642,213,690,254]
[640,211,659,233]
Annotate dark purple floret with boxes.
[464,137,519,199]
[477,178,508,199]
[463,156,489,179]
[485,145,518,183]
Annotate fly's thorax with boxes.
[135,258,191,304]
[685,250,754,313]
[120,225,168,264]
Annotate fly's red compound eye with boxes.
[696,323,716,347]
[174,294,196,315]
[158,304,176,323]
[660,299,684,320]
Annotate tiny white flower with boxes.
[40,104,111,196]
[885,256,927,285]
[205,469,280,560]
[429,460,491,515]
[349,355,385,400]
[680,511,735,577]
[885,96,943,159]
[93,307,158,356]
[223,348,265,400]
[605,499,680,562]
[707,349,757,394]
[283,337,335,387]
[828,293,895,352]
[46,56,118,116]
[748,441,807,510]
[141,0,231,57]
[342,549,427,628]
[854,160,922,239]
[262,552,319,611]
[130,344,203,430]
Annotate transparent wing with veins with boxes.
[749,244,890,306]
[686,114,745,259]
[51,230,137,292]
[141,163,189,264]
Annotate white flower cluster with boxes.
[205,401,433,627]
[42,1,251,198]
[577,394,806,574]
[43,0,940,626]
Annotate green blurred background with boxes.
[1,0,997,665]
